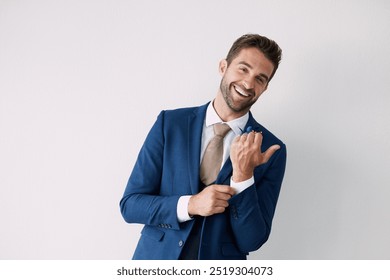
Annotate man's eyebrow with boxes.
[238,61,253,68]
[238,61,270,82]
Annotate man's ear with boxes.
[219,59,228,75]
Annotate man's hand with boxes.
[188,185,235,217]
[230,131,280,182]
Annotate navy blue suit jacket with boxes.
[120,103,287,259]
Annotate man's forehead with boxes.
[234,47,269,63]
[233,48,274,77]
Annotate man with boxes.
[120,34,287,260]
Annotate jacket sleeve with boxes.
[228,143,287,253]
[119,111,181,230]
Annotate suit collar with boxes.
[243,111,261,133]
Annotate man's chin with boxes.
[222,90,253,114]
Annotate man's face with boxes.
[219,47,274,115]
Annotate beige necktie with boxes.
[200,123,231,185]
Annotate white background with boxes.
[1,0,389,259]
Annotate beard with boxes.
[219,76,258,114]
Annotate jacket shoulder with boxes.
[163,103,207,117]
[157,103,208,125]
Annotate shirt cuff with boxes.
[177,195,193,223]
[230,176,254,194]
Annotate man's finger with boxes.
[212,190,233,201]
[214,199,230,208]
[213,185,236,196]
[262,144,281,163]
[246,131,255,143]
[232,134,240,143]
[254,131,263,146]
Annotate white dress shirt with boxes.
[177,101,255,222]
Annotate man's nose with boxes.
[243,79,255,89]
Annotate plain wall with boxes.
[1,0,389,259]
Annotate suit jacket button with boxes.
[178,240,184,247]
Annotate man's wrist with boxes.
[232,171,253,182]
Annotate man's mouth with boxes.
[233,84,251,97]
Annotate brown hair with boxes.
[226,34,282,81]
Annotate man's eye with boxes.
[257,78,264,84]
[239,67,247,72]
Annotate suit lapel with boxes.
[187,103,208,194]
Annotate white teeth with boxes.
[234,85,249,97]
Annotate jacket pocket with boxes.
[141,226,165,241]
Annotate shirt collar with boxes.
[205,101,249,135]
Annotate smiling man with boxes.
[120,34,287,260]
